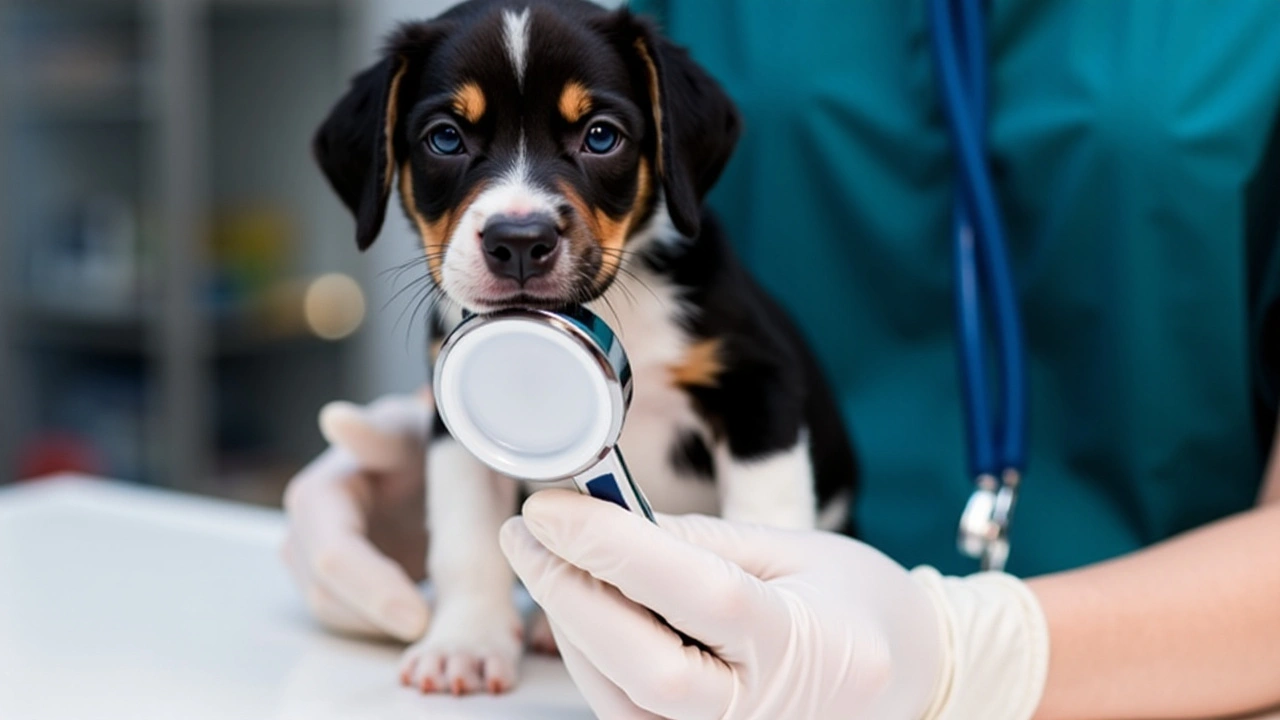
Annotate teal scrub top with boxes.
[629,0,1280,577]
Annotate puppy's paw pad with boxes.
[399,616,521,695]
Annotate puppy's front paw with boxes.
[399,600,523,695]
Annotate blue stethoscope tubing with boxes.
[927,0,1028,570]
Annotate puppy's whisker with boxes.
[382,273,436,312]
[600,293,622,329]
[378,254,432,278]
[598,247,641,262]
[389,274,450,345]
[590,266,638,310]
[391,282,432,338]
[576,267,624,328]
[612,277,640,308]
[381,252,446,299]
[381,265,431,291]
[380,256,446,294]
[399,290,439,353]
[604,262,662,305]
[408,284,451,347]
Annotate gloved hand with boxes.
[281,390,433,642]
[500,490,1049,720]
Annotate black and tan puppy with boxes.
[313,0,857,695]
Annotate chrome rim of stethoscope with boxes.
[432,306,660,524]
[433,307,634,482]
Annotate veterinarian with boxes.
[283,1,1280,718]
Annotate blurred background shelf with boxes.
[0,0,416,505]
[12,298,336,356]
[12,301,150,354]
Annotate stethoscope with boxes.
[928,0,1028,572]
[434,307,702,645]
[433,306,655,519]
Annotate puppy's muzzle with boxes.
[481,213,562,285]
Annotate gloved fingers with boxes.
[654,512,816,580]
[284,452,429,641]
[501,515,733,720]
[285,457,377,541]
[304,527,430,643]
[548,619,666,720]
[319,401,422,473]
[519,491,788,656]
[281,535,387,637]
[365,390,434,437]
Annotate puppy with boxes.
[313,0,858,695]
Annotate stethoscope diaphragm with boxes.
[433,307,655,520]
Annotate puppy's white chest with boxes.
[588,271,720,517]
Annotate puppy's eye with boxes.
[583,122,620,154]
[427,125,465,155]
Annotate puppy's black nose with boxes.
[481,214,561,284]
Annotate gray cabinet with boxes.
[0,0,380,503]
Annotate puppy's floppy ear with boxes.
[598,10,741,238]
[313,23,444,251]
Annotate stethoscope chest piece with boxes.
[958,470,1019,572]
[433,307,655,521]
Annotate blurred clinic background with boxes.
[0,0,488,504]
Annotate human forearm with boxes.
[1029,502,1280,720]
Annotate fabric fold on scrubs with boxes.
[632,0,1280,576]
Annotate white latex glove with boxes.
[281,390,433,642]
[500,490,1048,720]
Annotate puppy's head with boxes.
[313,0,739,312]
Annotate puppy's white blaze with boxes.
[476,170,559,219]
[502,8,531,88]
[511,131,529,187]
[716,433,818,529]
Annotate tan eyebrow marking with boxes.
[451,82,487,124]
[558,81,593,124]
